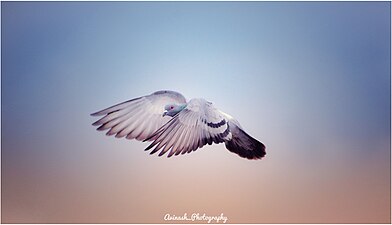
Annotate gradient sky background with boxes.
[1,2,390,223]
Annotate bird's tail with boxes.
[225,121,266,160]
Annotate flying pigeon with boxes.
[91,90,266,160]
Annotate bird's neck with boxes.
[178,104,187,111]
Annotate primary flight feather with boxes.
[91,90,266,160]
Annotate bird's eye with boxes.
[170,106,174,110]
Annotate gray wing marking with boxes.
[144,99,231,157]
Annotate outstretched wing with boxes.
[144,99,231,157]
[91,90,186,141]
[224,120,266,160]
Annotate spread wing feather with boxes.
[144,99,231,157]
[91,90,186,141]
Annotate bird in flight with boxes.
[91,90,266,160]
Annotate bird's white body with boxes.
[91,90,266,160]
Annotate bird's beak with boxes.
[162,111,167,117]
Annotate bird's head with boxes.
[163,104,186,117]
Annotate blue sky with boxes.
[2,2,390,223]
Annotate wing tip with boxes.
[90,111,103,117]
[91,121,100,126]
[225,135,266,160]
